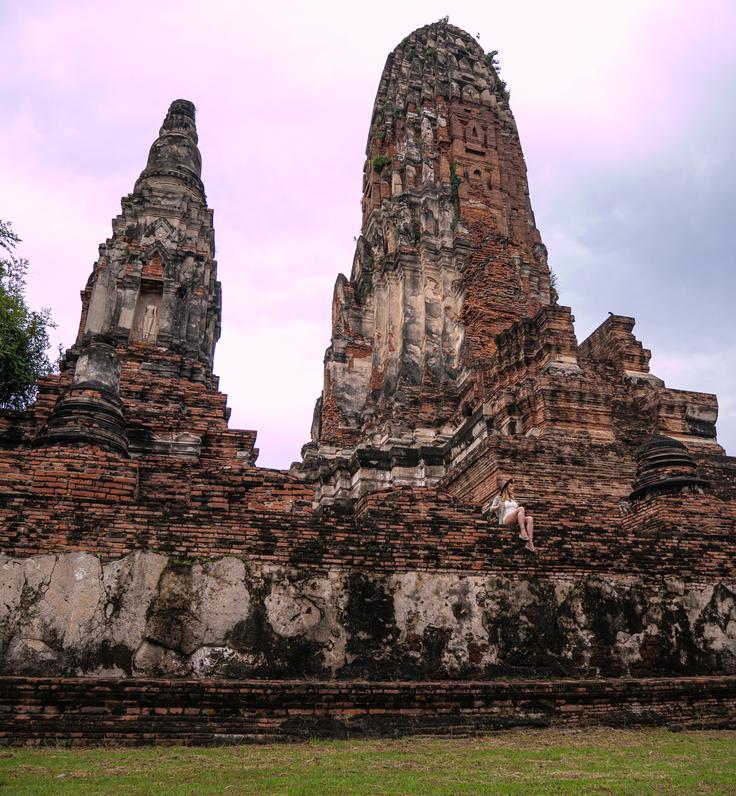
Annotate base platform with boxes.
[2,675,735,746]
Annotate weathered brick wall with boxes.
[1,407,734,580]
[578,315,652,374]
[1,471,734,578]
[3,675,734,746]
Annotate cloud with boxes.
[535,71,736,453]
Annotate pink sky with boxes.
[2,0,735,466]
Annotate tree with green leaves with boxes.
[0,220,56,409]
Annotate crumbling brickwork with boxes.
[0,19,734,745]
[3,676,735,746]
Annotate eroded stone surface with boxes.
[145,557,250,655]
[0,557,24,650]
[391,572,496,674]
[1,552,734,679]
[103,551,168,652]
[264,567,348,673]
[25,553,105,650]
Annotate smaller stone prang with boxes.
[76,99,221,386]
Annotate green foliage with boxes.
[549,269,560,304]
[485,50,500,69]
[425,46,437,60]
[549,268,560,304]
[0,220,56,409]
[371,99,386,137]
[485,49,511,103]
[371,155,392,174]
[496,77,511,103]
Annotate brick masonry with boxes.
[0,19,734,745]
[2,676,735,746]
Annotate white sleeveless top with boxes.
[489,496,518,525]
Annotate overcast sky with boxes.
[2,0,734,467]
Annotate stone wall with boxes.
[2,551,734,680]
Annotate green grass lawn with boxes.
[1,728,735,795]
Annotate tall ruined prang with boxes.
[307,22,551,462]
[298,20,721,506]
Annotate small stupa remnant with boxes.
[38,334,127,453]
[630,435,708,500]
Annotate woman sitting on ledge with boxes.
[485,478,537,553]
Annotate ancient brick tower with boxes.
[32,100,257,463]
[306,22,551,460]
[0,20,734,745]
[300,19,724,507]
[310,22,552,453]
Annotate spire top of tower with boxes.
[135,98,203,195]
[160,99,198,143]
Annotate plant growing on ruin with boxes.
[0,220,56,409]
[371,155,392,174]
[485,49,511,103]
[485,50,500,69]
[549,270,560,304]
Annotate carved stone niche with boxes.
[130,279,163,344]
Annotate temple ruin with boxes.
[0,20,734,744]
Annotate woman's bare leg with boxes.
[503,509,529,541]
[516,507,530,541]
[525,514,536,552]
